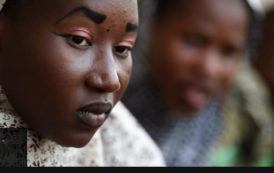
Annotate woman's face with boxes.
[0,0,138,147]
[150,0,249,114]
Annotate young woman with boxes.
[0,0,165,167]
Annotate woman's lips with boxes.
[76,103,112,128]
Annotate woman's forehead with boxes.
[2,0,138,33]
[4,0,138,21]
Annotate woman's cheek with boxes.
[120,65,132,90]
[105,59,129,106]
[220,69,237,94]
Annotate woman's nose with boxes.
[85,51,121,93]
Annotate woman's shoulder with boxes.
[100,101,166,167]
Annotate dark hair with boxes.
[154,0,188,19]
[154,0,262,61]
[1,0,29,19]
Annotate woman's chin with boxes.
[50,131,97,148]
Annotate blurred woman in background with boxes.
[210,0,274,166]
[123,0,256,166]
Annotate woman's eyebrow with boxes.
[55,6,107,24]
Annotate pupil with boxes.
[73,36,84,44]
[116,47,125,53]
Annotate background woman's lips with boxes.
[177,80,215,110]
[76,103,112,128]
[181,86,210,109]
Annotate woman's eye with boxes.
[68,36,92,48]
[114,46,131,58]
[183,36,206,47]
[181,33,208,49]
[221,46,239,59]
[53,32,92,50]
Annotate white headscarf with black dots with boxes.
[0,0,6,12]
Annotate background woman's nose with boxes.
[196,49,222,79]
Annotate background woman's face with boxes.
[0,0,138,147]
[150,0,249,114]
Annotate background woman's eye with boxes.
[221,45,239,59]
[181,33,208,48]
[114,46,131,58]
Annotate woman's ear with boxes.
[0,26,2,60]
[0,13,5,53]
[0,12,8,84]
[0,12,8,66]
[0,12,8,54]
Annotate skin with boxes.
[255,11,274,101]
[149,0,249,114]
[0,0,138,147]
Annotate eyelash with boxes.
[64,35,92,49]
[114,46,132,59]
[53,32,132,58]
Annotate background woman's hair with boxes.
[153,0,263,61]
[131,0,263,84]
